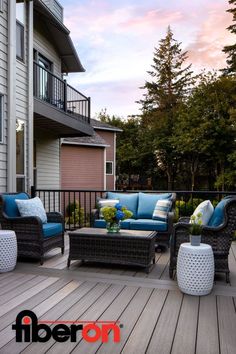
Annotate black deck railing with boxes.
[31,187,236,230]
[33,62,90,124]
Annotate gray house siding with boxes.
[0,0,8,192]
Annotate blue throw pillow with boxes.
[107,192,138,218]
[15,196,47,224]
[208,197,231,227]
[137,192,172,219]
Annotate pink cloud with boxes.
[186,3,234,70]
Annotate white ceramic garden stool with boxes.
[0,230,17,272]
[177,243,214,296]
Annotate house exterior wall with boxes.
[98,130,116,190]
[0,0,8,192]
[34,129,60,189]
[33,19,62,76]
[61,145,104,190]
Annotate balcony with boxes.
[33,62,93,137]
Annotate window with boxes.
[16,2,25,61]
[106,161,113,175]
[16,119,25,192]
[0,95,3,143]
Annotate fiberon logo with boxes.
[12,310,121,343]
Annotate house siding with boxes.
[61,145,104,190]
[16,1,30,191]
[35,129,60,189]
[34,19,62,76]
[0,0,8,192]
[98,130,115,190]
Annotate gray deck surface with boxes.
[0,234,236,353]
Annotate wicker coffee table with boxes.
[67,228,156,273]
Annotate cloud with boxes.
[186,2,234,71]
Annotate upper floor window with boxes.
[106,161,113,175]
[16,2,25,61]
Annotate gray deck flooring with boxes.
[0,235,236,353]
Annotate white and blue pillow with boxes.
[15,196,47,224]
[152,199,172,221]
[191,200,214,226]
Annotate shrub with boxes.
[65,201,84,226]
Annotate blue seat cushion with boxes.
[107,192,138,218]
[129,219,167,232]
[3,193,29,217]
[94,219,132,229]
[208,197,231,227]
[137,192,172,219]
[43,223,63,238]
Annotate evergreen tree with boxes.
[222,0,236,74]
[139,26,194,189]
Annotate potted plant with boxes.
[189,213,202,246]
[101,203,133,233]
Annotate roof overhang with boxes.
[34,98,94,138]
[34,0,85,73]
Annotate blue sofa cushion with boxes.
[129,219,167,232]
[137,192,172,219]
[94,219,132,229]
[43,223,63,238]
[3,193,29,217]
[208,197,231,227]
[107,192,138,218]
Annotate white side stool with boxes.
[0,230,17,272]
[177,243,214,296]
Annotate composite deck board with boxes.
[171,295,199,354]
[3,280,84,354]
[0,272,25,288]
[0,274,39,305]
[20,283,111,353]
[0,273,35,296]
[73,285,139,354]
[22,282,101,354]
[217,295,236,354]
[0,278,70,333]
[96,287,153,354]
[121,289,168,354]
[196,295,219,354]
[146,290,183,354]
[47,284,124,353]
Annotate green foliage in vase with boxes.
[101,204,133,224]
[189,213,202,235]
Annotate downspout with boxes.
[113,132,116,190]
[7,0,16,192]
[104,148,106,190]
[27,0,34,192]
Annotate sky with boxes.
[60,0,234,118]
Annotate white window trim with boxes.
[16,119,26,192]
[0,94,4,143]
[106,161,114,175]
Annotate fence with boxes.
[31,187,236,230]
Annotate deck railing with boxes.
[31,187,236,230]
[33,62,90,124]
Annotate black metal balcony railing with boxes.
[31,187,236,231]
[33,62,90,124]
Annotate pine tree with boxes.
[138,26,194,189]
[222,0,236,74]
[139,26,194,115]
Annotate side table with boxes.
[177,243,214,296]
[0,230,17,272]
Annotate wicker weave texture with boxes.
[170,197,236,282]
[68,229,156,271]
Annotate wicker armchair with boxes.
[169,196,236,282]
[0,192,64,265]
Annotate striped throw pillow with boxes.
[152,199,172,221]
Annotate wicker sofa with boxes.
[0,192,64,265]
[169,196,236,282]
[92,191,176,248]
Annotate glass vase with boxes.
[106,221,121,233]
